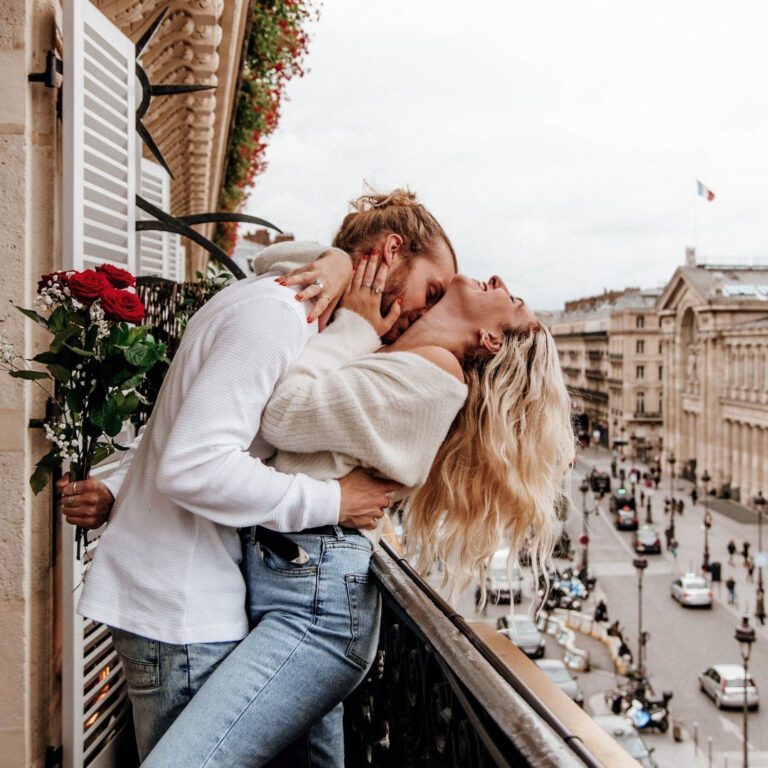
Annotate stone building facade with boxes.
[0,1,250,764]
[547,288,664,453]
[659,264,768,502]
[607,289,663,463]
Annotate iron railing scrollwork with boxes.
[344,544,601,768]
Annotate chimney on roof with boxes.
[685,247,696,266]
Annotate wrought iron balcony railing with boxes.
[344,542,638,767]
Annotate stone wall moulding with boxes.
[93,0,241,220]
[721,402,768,429]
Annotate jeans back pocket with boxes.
[344,574,382,670]
[109,627,160,691]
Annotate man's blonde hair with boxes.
[405,325,575,600]
[332,187,457,269]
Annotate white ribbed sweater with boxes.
[262,309,469,539]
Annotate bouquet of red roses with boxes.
[2,265,166,547]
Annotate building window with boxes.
[636,339,645,354]
[636,391,645,414]
[658,340,663,354]
[658,365,663,380]
[636,365,644,379]
[636,316,645,329]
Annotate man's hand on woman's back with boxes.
[338,468,402,530]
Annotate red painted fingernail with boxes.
[397,297,403,305]
[371,249,378,257]
[307,316,314,324]
[363,254,369,261]
[296,294,303,300]
[274,277,282,282]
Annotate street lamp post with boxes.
[702,470,712,573]
[753,492,766,626]
[633,557,648,680]
[735,615,756,768]
[580,479,590,578]
[668,452,677,543]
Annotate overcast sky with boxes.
[244,0,768,310]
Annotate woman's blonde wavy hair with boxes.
[405,324,575,600]
[332,187,457,269]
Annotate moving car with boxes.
[610,488,636,513]
[589,470,611,493]
[670,573,712,607]
[535,659,584,705]
[592,715,658,768]
[498,615,546,658]
[699,664,760,710]
[615,507,638,531]
[633,526,661,554]
[482,548,524,605]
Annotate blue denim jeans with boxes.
[109,627,238,760]
[142,527,381,768]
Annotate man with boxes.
[65,189,458,762]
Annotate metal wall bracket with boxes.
[28,50,63,88]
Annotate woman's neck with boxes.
[385,312,469,360]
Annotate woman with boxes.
[144,234,572,768]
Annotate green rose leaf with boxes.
[89,442,115,467]
[90,398,122,437]
[30,463,52,494]
[50,325,81,353]
[48,364,71,383]
[9,369,51,381]
[124,342,157,368]
[15,306,49,328]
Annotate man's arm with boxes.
[57,428,145,528]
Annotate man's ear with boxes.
[382,234,403,267]
[479,329,503,355]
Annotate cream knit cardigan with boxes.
[261,308,468,539]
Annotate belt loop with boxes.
[333,525,345,541]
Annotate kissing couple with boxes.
[67,188,574,766]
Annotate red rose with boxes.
[68,270,110,303]
[100,287,145,324]
[96,263,136,289]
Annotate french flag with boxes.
[697,180,716,201]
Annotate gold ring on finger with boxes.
[73,481,78,495]
[362,282,374,288]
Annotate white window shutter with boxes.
[137,157,171,277]
[168,234,186,283]
[61,3,135,766]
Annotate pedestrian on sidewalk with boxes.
[677,498,684,516]
[640,489,645,506]
[691,487,698,505]
[670,538,679,559]
[664,526,673,549]
[727,540,736,564]
[742,540,751,566]
[747,556,755,582]
[726,576,737,605]
[757,588,766,626]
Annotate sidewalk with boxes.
[575,446,768,641]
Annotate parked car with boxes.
[498,615,547,658]
[633,526,661,554]
[699,665,759,710]
[610,489,636,513]
[589,470,611,494]
[615,507,638,531]
[476,547,523,605]
[670,573,712,607]
[535,659,584,706]
[592,715,658,768]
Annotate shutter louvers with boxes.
[137,157,171,277]
[62,3,135,765]
[168,234,186,283]
[63,0,136,273]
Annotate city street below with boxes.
[434,445,768,767]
